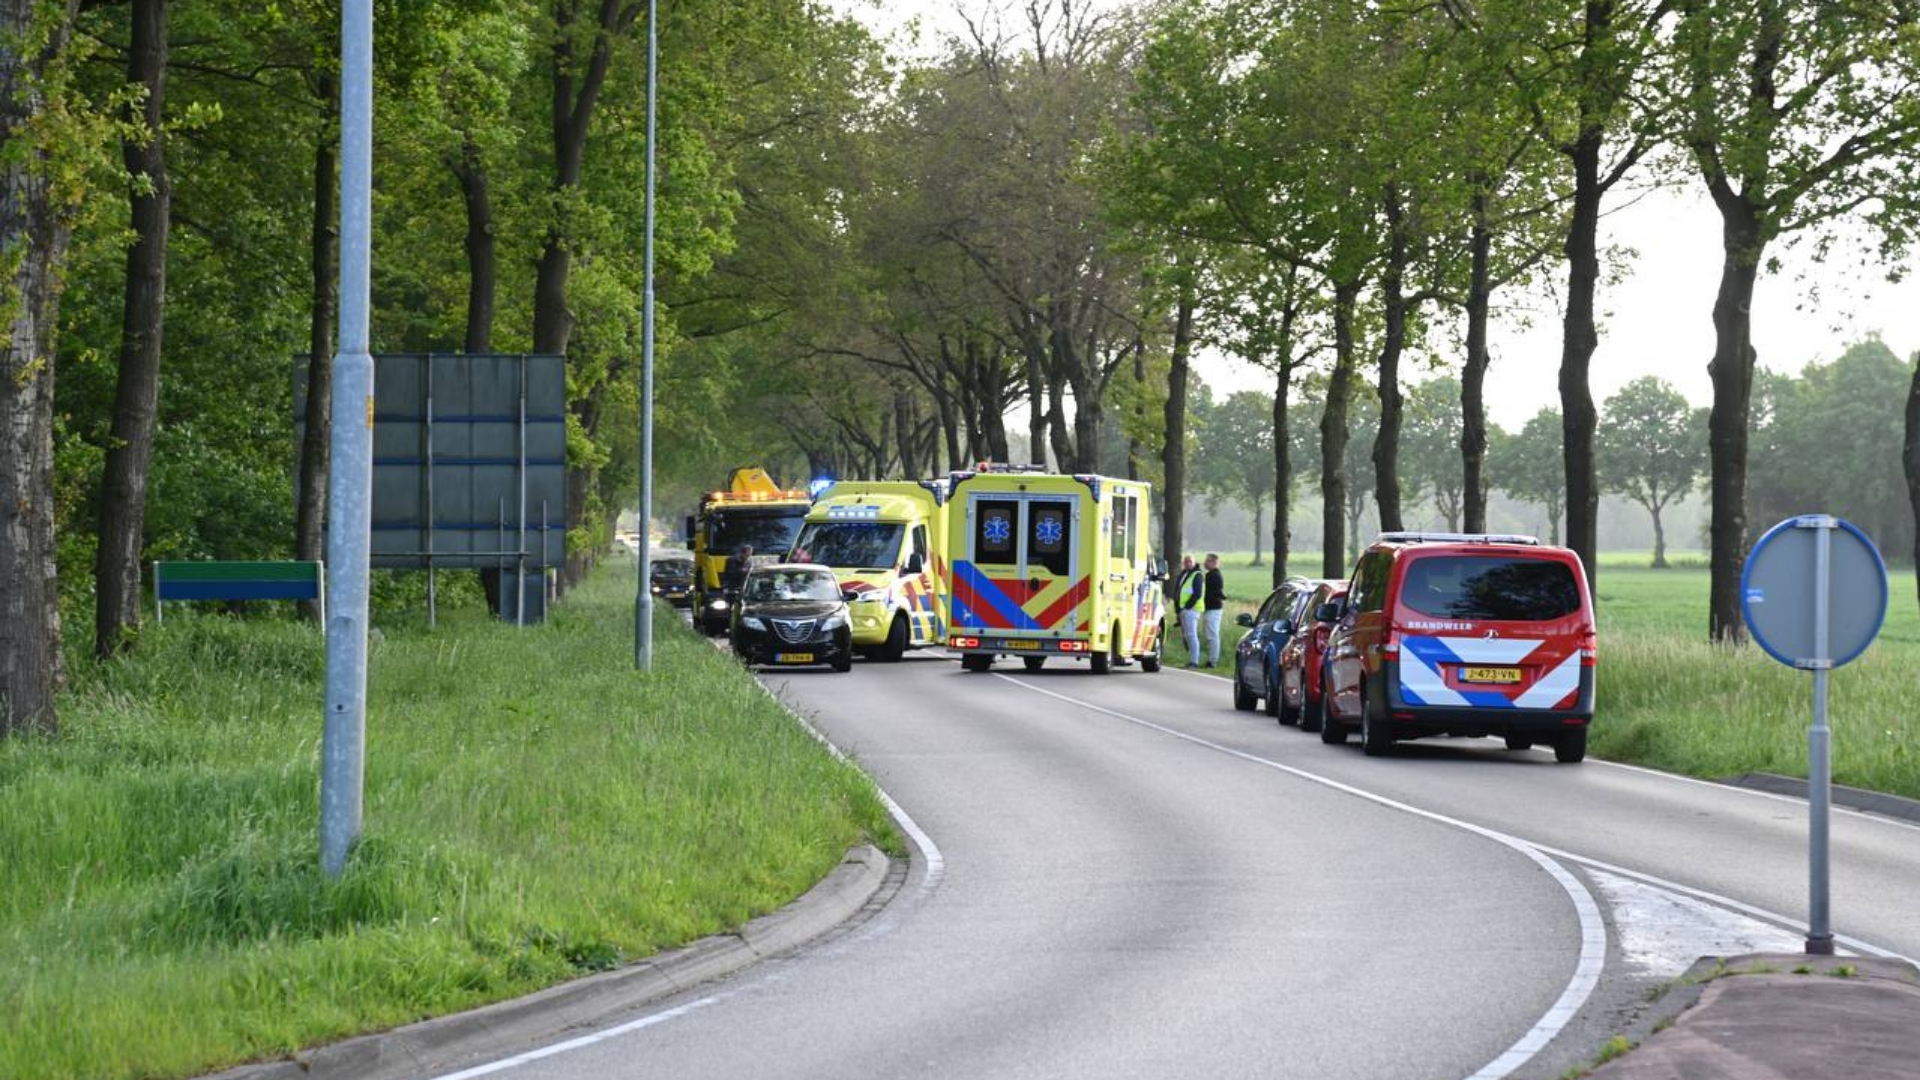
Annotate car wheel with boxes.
[961,654,993,673]
[881,615,909,662]
[1022,656,1046,672]
[1140,621,1163,673]
[1504,734,1534,751]
[1233,675,1256,711]
[831,651,852,673]
[1299,688,1323,733]
[1360,686,1394,757]
[1317,663,1346,743]
[1554,728,1588,764]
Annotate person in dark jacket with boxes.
[1202,553,1226,667]
[722,544,754,592]
[1174,555,1203,667]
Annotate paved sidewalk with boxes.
[1590,953,1920,1080]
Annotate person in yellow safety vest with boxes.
[1175,554,1203,667]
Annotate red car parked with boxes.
[1278,579,1348,730]
[1319,532,1596,761]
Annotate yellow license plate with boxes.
[1460,666,1523,684]
[775,652,815,664]
[1006,640,1040,651]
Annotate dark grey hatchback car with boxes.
[730,565,854,673]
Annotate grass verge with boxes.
[0,559,897,1080]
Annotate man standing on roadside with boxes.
[1202,553,1226,667]
[1175,555,1203,667]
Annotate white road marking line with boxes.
[992,674,1602,1080]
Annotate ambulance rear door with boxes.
[954,491,1087,645]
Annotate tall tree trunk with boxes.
[295,86,339,585]
[1706,204,1763,641]
[894,392,917,478]
[1271,365,1291,586]
[1322,283,1360,578]
[1024,348,1047,466]
[1462,186,1492,533]
[1127,334,1145,481]
[1373,185,1409,533]
[94,0,170,659]
[1650,505,1668,569]
[1558,0,1616,595]
[1045,377,1072,472]
[1249,503,1264,566]
[537,0,636,588]
[1904,361,1920,614]
[0,0,78,735]
[1161,275,1195,589]
[456,135,494,353]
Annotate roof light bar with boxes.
[1376,531,1541,546]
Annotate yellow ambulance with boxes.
[790,480,950,661]
[944,465,1167,673]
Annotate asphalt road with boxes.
[428,652,1920,1080]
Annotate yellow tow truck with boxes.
[685,467,813,634]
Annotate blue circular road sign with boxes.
[1740,516,1888,670]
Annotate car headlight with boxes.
[708,599,729,611]
[820,611,849,630]
[740,615,765,631]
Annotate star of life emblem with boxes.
[983,515,1012,545]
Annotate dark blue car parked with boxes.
[1232,577,1320,718]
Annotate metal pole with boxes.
[635,0,659,671]
[425,354,436,629]
[516,355,528,629]
[1807,518,1835,954]
[321,0,374,880]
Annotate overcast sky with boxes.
[827,0,1920,429]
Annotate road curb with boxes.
[198,844,896,1080]
[1722,771,1920,825]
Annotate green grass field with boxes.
[1181,551,1920,798]
[0,562,896,1080]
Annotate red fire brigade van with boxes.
[1320,533,1596,762]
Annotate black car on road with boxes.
[649,554,695,608]
[730,564,854,673]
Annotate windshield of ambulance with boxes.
[743,569,841,603]
[1399,555,1582,622]
[706,507,806,555]
[792,521,904,570]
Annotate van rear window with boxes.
[1398,556,1582,621]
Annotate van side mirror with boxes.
[1235,612,1255,628]
[1276,619,1294,635]
[1315,601,1343,623]
[903,552,925,575]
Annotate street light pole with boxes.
[321,0,374,877]
[634,0,659,671]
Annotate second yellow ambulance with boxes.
[791,480,950,661]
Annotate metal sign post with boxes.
[1740,514,1888,954]
[321,0,374,879]
[634,0,659,671]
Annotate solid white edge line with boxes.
[990,673,1603,1080]
[416,667,947,1080]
